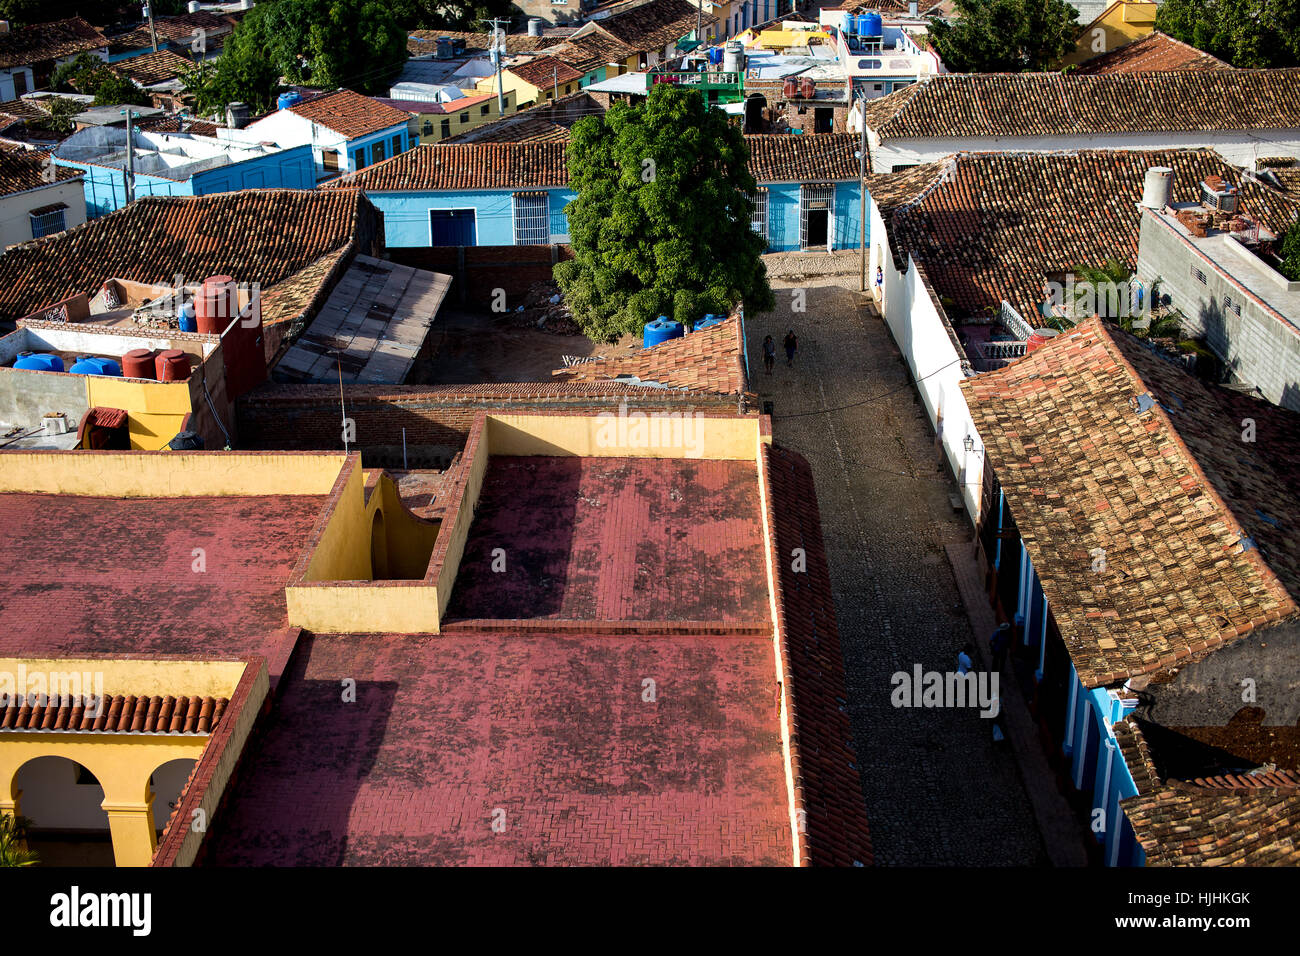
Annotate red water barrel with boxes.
[155,349,191,381]
[783,78,798,99]
[800,76,816,99]
[122,348,156,379]
[1026,328,1059,353]
[196,274,235,334]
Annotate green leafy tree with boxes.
[556,84,774,342]
[1280,221,1300,281]
[389,0,513,31]
[185,0,407,115]
[927,0,1079,72]
[0,813,38,867]
[51,53,151,107]
[36,97,84,135]
[1157,0,1300,68]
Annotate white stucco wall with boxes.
[871,195,983,521]
[0,179,88,249]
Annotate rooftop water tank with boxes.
[14,352,64,372]
[197,274,236,334]
[800,76,816,99]
[838,10,852,34]
[178,301,197,333]
[695,314,725,331]
[859,12,882,38]
[1141,166,1174,209]
[723,41,745,74]
[527,17,543,37]
[643,316,684,349]
[122,348,156,380]
[70,356,122,376]
[708,46,724,65]
[277,90,303,110]
[783,77,798,98]
[155,349,192,382]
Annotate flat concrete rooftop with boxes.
[0,493,324,676]
[200,628,791,865]
[444,456,770,624]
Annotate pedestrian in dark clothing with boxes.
[783,330,798,366]
[991,622,1012,672]
[762,335,776,374]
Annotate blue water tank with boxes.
[707,46,723,65]
[860,12,883,37]
[838,10,852,34]
[643,316,684,348]
[277,91,303,110]
[69,356,122,376]
[695,314,724,331]
[178,301,197,333]
[13,351,64,372]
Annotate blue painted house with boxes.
[243,89,415,183]
[53,125,315,219]
[963,318,1300,867]
[327,133,863,253]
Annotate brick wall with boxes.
[387,245,574,309]
[236,384,749,466]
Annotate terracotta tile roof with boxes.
[553,316,746,392]
[505,54,585,89]
[0,18,107,69]
[1255,160,1300,199]
[862,70,1300,140]
[744,133,860,182]
[406,29,561,57]
[111,49,194,86]
[324,141,569,191]
[1112,717,1161,795]
[544,32,636,73]
[961,318,1300,688]
[873,148,1300,321]
[1,693,227,733]
[456,116,571,144]
[1074,31,1232,75]
[0,98,51,123]
[286,89,412,140]
[109,11,236,51]
[1122,785,1300,865]
[327,134,861,192]
[0,144,81,196]
[764,443,874,865]
[585,0,718,55]
[0,189,380,326]
[138,114,222,137]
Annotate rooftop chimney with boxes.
[1140,166,1173,210]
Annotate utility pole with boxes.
[483,17,508,114]
[145,2,159,53]
[120,108,136,206]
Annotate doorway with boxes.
[800,184,834,250]
[429,209,477,247]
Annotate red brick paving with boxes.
[0,493,324,672]
[445,457,768,623]
[201,630,792,865]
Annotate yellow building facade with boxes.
[1060,1,1159,67]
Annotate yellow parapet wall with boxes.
[484,411,760,460]
[0,451,350,498]
[285,582,442,634]
[83,376,195,451]
[0,658,248,700]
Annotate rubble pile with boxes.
[506,280,580,336]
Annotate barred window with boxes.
[750,188,768,243]
[1223,295,1241,317]
[1191,265,1207,284]
[29,204,66,239]
[513,192,549,245]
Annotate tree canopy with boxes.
[388,0,513,32]
[51,52,151,106]
[555,84,774,343]
[927,0,1079,72]
[184,0,407,115]
[1156,0,1300,68]
[1280,221,1300,282]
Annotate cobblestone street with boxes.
[750,274,1047,865]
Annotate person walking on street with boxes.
[991,622,1012,672]
[783,329,798,367]
[762,335,776,374]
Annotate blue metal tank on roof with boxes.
[643,316,684,348]
[695,314,725,331]
[837,10,852,34]
[277,91,304,110]
[859,12,883,37]
[14,352,64,372]
[178,301,197,333]
[69,356,122,376]
[708,46,724,65]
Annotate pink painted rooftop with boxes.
[0,492,322,677]
[201,629,791,865]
